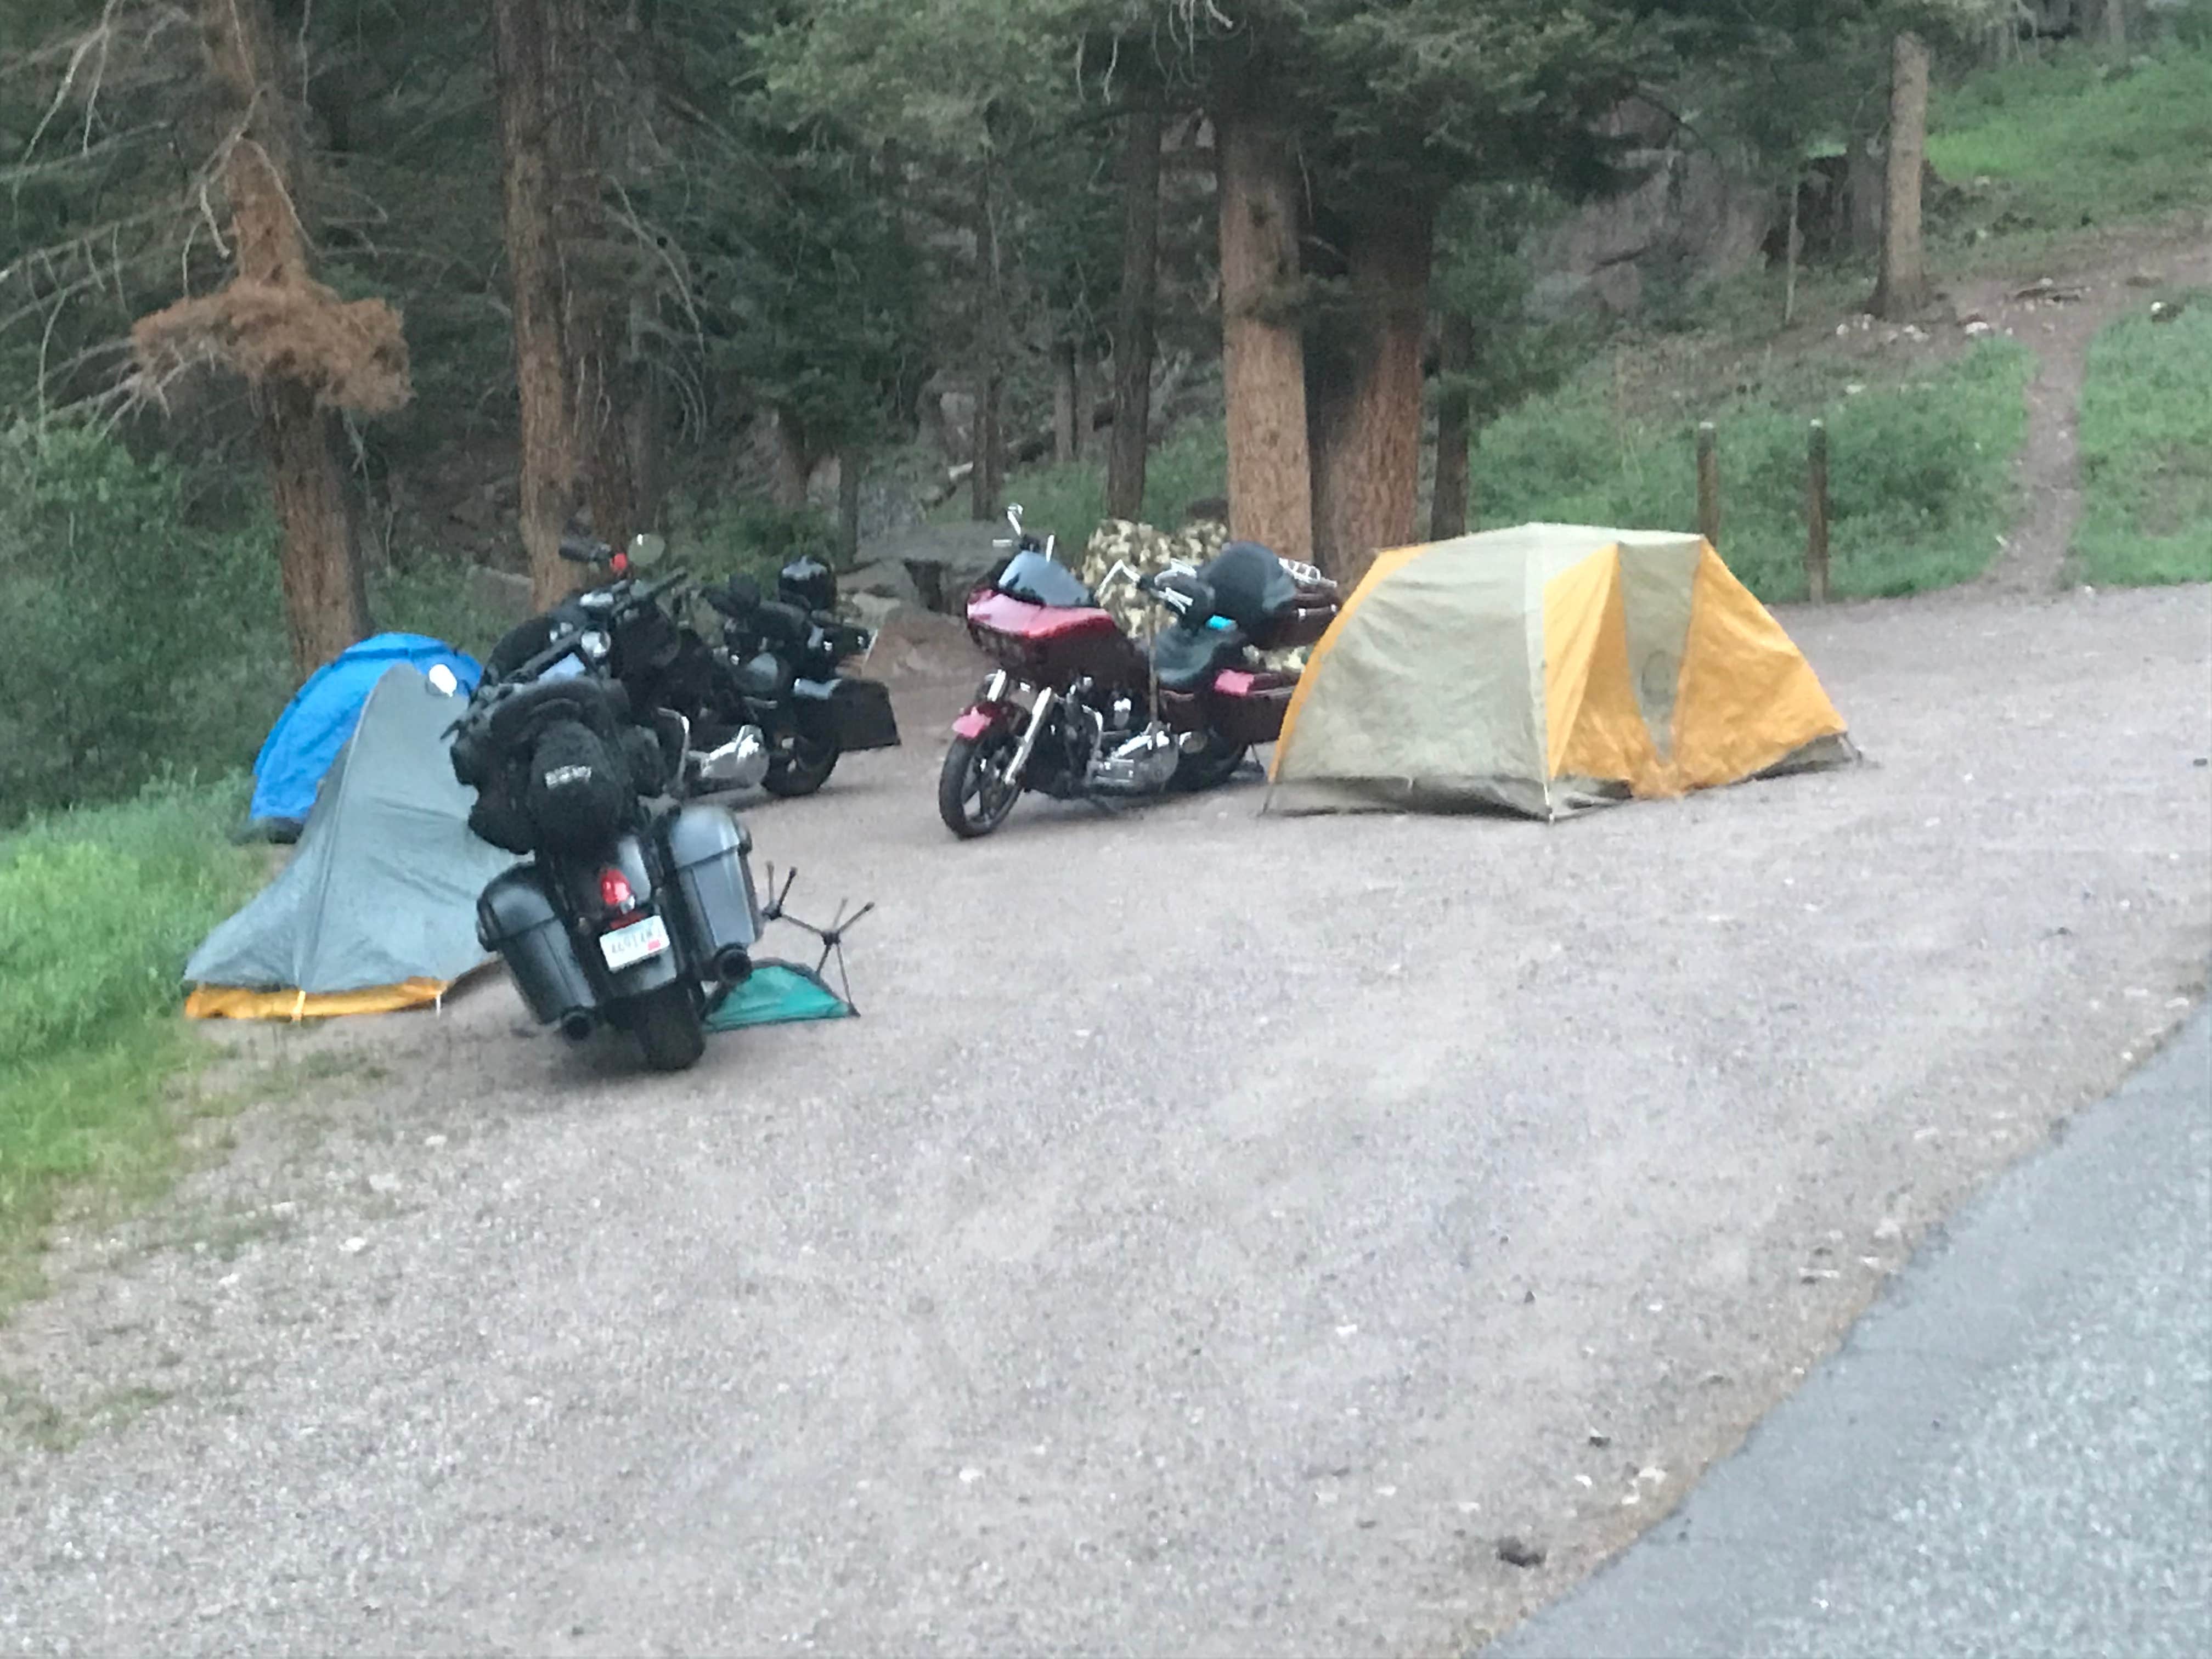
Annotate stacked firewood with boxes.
[1076,518,1310,673]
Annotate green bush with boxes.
[2074,296,2212,586]
[935,423,1232,544]
[1474,338,2033,600]
[667,494,840,584]
[0,422,291,826]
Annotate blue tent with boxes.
[248,633,482,836]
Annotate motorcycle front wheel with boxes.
[627,981,706,1072]
[763,734,840,798]
[938,727,1022,838]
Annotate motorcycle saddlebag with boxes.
[659,804,761,973]
[795,675,901,752]
[1209,669,1299,748]
[477,864,599,1025]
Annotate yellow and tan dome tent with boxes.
[1266,524,1855,819]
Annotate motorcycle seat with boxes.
[1151,622,1243,693]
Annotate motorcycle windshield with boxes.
[996,549,1093,609]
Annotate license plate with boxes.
[599,912,672,972]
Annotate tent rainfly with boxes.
[1267,524,1855,819]
[186,665,515,1018]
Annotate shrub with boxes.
[0,422,291,825]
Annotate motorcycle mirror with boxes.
[628,532,668,569]
[1005,503,1024,533]
[426,663,460,697]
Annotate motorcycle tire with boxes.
[628,981,706,1072]
[1171,730,1248,793]
[938,729,1022,838]
[762,736,840,798]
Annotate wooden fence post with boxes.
[1805,419,1831,603]
[1696,422,1720,549]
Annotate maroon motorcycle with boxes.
[936,505,1339,838]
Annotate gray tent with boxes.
[185,665,515,1018]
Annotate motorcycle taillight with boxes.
[598,867,636,915]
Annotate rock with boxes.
[1496,1536,1547,1568]
[448,489,495,532]
[843,558,923,607]
[859,607,987,682]
[464,565,535,623]
[856,521,1009,614]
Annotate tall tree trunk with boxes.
[1873,32,1932,321]
[1307,202,1436,587]
[491,0,584,608]
[768,407,811,511]
[578,305,642,550]
[202,0,366,675]
[1784,175,1802,325]
[969,367,1003,521]
[1845,134,1883,259]
[625,364,664,533]
[970,165,1006,521]
[1052,341,1079,464]
[1429,309,1475,543]
[836,449,862,567]
[1107,101,1163,522]
[2100,0,2128,53]
[1215,101,1313,564]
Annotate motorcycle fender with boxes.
[952,706,1002,740]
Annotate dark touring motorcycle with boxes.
[487,534,899,802]
[452,597,765,1072]
[937,505,1339,838]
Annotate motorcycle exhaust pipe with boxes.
[712,946,754,985]
[556,1008,597,1042]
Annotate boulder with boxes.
[464,564,535,622]
[843,558,924,607]
[856,520,1010,613]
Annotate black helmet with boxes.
[778,555,836,614]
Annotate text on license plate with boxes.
[600,912,672,971]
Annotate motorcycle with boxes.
[698,554,902,798]
[936,504,1339,838]
[452,540,766,1072]
[489,537,898,800]
[483,532,773,797]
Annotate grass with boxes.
[1929,35,2212,262]
[1472,337,2033,601]
[0,777,264,1306]
[2074,294,2212,586]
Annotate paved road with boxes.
[1489,1009,2212,1659]
[2,584,2208,1655]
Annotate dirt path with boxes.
[2,584,2207,1657]
[1953,227,2212,594]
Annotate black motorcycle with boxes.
[489,537,899,802]
[452,580,764,1073]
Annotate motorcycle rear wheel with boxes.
[628,981,706,1071]
[763,735,840,798]
[939,729,1022,838]
[1171,729,1248,792]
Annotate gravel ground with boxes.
[1488,1008,2211,1659]
[2,583,2207,1657]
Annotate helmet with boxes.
[777,555,836,615]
